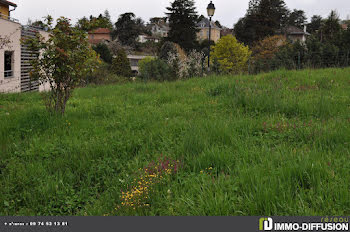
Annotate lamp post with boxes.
[207,1,215,72]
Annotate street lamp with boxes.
[207,1,215,71]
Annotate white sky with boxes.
[11,0,350,28]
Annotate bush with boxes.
[167,50,204,79]
[112,49,132,77]
[24,16,99,115]
[159,41,178,61]
[93,43,113,64]
[211,35,251,74]
[85,62,130,85]
[139,58,175,81]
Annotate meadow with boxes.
[0,68,349,216]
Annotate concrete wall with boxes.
[288,34,306,43]
[197,28,221,43]
[0,18,21,93]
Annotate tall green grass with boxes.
[0,68,349,215]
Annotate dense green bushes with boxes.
[139,42,204,82]
[112,49,132,77]
[93,43,113,64]
[139,57,175,81]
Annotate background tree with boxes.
[250,35,288,72]
[112,49,132,77]
[159,41,177,61]
[287,9,307,28]
[211,35,251,74]
[215,20,223,28]
[307,15,323,34]
[113,13,146,48]
[166,0,199,51]
[93,43,113,64]
[252,35,287,60]
[234,0,289,46]
[24,17,100,114]
[76,11,113,31]
[322,10,342,42]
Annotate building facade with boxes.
[149,19,169,38]
[88,28,111,45]
[0,1,50,93]
[127,55,155,75]
[0,0,20,93]
[0,0,17,20]
[196,18,221,43]
[277,26,311,43]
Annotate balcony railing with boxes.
[0,13,19,23]
[4,70,13,78]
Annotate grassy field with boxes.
[0,68,349,216]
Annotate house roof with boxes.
[196,18,221,30]
[0,0,17,7]
[277,26,310,36]
[341,24,348,30]
[150,21,169,31]
[89,28,111,34]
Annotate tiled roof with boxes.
[0,0,17,7]
[277,26,310,36]
[89,28,111,34]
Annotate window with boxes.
[4,51,14,78]
[130,59,139,67]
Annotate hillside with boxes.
[0,68,349,216]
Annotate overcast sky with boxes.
[11,0,350,28]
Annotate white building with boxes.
[0,0,50,93]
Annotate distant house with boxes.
[137,34,160,43]
[277,26,311,43]
[149,19,169,38]
[341,23,348,30]
[127,55,154,75]
[0,1,50,93]
[196,18,221,43]
[88,28,111,45]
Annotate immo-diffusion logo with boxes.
[259,218,273,231]
[259,217,349,231]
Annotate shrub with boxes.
[112,49,132,77]
[24,16,99,115]
[252,35,287,60]
[159,41,177,61]
[93,43,113,64]
[167,50,204,79]
[139,57,174,81]
[85,62,130,85]
[211,35,251,74]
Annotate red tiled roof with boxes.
[0,0,17,7]
[89,28,111,34]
